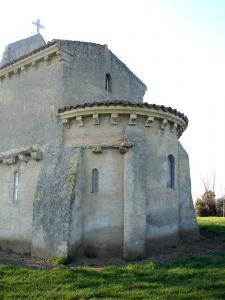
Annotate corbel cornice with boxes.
[0,146,43,164]
[58,105,187,132]
[0,44,60,80]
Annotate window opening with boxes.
[13,171,19,201]
[92,168,99,193]
[105,73,112,93]
[167,155,175,189]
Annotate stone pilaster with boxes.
[123,128,147,260]
[31,145,82,258]
[178,142,200,240]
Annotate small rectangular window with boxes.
[13,171,19,201]
[167,155,175,189]
[105,73,112,93]
[92,168,99,193]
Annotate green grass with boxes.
[197,216,225,235]
[51,256,73,266]
[1,256,225,300]
[0,218,225,299]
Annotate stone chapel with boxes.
[0,34,199,259]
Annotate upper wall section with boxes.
[0,37,144,150]
[0,46,64,152]
[61,41,147,103]
[0,38,147,105]
[0,34,46,67]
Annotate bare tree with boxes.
[201,170,216,193]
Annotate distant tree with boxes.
[196,171,225,217]
[195,198,208,217]
[202,191,216,216]
[201,171,216,194]
[215,196,225,217]
[195,190,216,217]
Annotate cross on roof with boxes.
[32,18,45,34]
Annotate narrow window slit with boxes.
[92,168,99,193]
[105,73,112,93]
[13,171,19,201]
[167,155,175,189]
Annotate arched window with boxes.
[92,168,99,193]
[105,73,112,93]
[167,155,175,189]
[13,171,19,201]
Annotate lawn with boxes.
[0,218,225,300]
[198,216,225,235]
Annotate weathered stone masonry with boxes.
[0,35,199,259]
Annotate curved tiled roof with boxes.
[58,101,188,125]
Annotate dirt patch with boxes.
[0,229,224,269]
[147,229,225,265]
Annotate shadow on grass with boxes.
[1,252,225,299]
[200,225,225,236]
[198,217,225,236]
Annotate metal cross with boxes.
[32,18,45,34]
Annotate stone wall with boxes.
[0,104,198,258]
[0,159,41,253]
[32,145,81,257]
[57,105,198,259]
[0,35,197,258]
[178,143,199,240]
[0,55,64,152]
[0,40,146,153]
[62,42,147,104]
[81,148,124,257]
[145,128,180,251]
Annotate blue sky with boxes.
[163,0,225,50]
[0,0,224,199]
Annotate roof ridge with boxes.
[0,40,57,70]
[0,39,105,70]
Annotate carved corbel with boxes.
[13,69,19,75]
[20,65,26,72]
[145,116,154,127]
[129,114,137,126]
[160,119,168,130]
[119,141,133,154]
[177,126,183,137]
[32,61,38,69]
[3,157,17,165]
[31,151,43,161]
[120,141,133,148]
[111,113,118,125]
[92,145,102,153]
[93,113,100,125]
[56,50,64,61]
[18,154,29,162]
[171,122,178,133]
[62,118,70,129]
[76,116,84,127]
[119,146,127,154]
[44,55,51,65]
